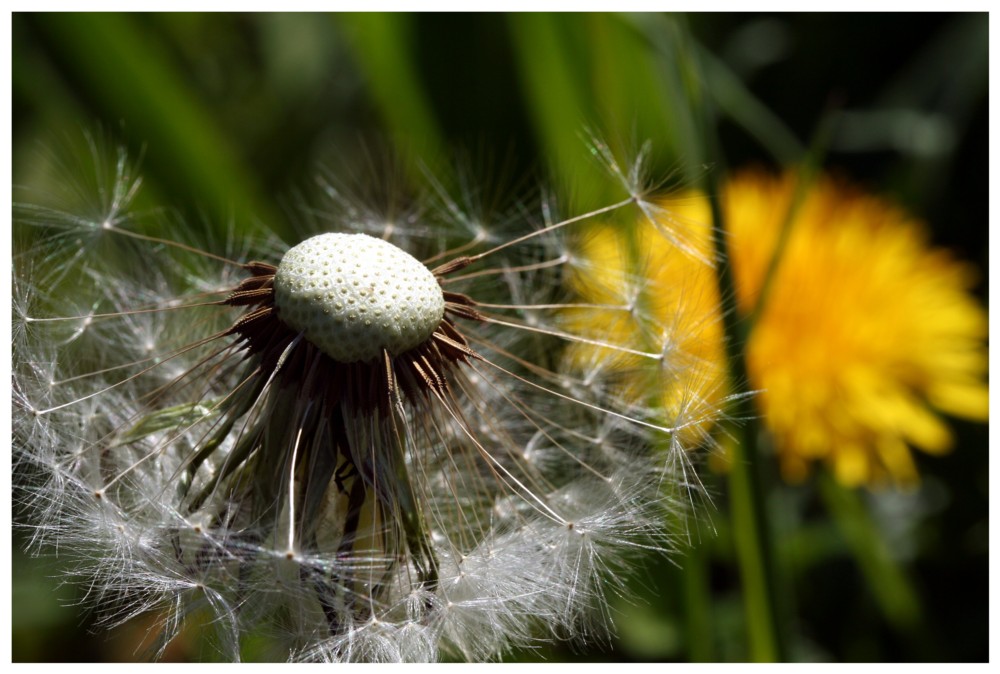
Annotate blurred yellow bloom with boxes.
[570,169,988,487]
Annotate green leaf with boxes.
[338,13,452,190]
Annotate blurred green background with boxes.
[12,12,988,662]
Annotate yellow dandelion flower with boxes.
[571,169,988,487]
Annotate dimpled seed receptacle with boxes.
[273,233,446,363]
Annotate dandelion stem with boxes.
[708,188,786,661]
[676,24,787,660]
[817,471,922,632]
[725,432,783,661]
[746,110,836,330]
[681,537,715,662]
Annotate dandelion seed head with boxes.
[14,137,721,661]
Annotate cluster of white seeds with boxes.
[273,233,446,363]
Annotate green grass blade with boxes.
[38,13,286,239]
